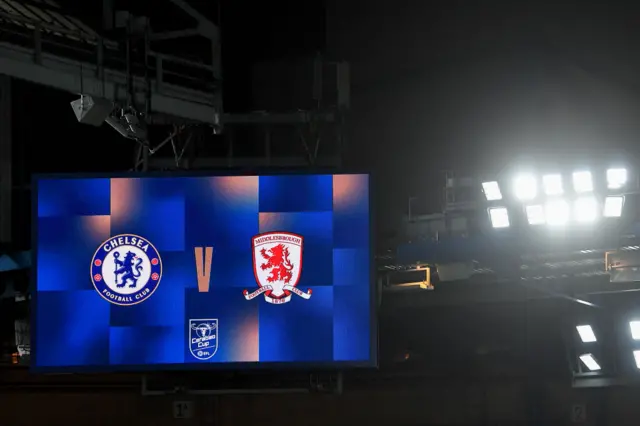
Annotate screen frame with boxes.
[30,169,378,373]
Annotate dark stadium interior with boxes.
[3,0,640,425]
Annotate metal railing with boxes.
[0,9,218,104]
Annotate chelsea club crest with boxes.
[90,234,163,306]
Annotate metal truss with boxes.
[0,1,221,123]
[0,0,350,171]
[141,110,345,170]
[379,227,640,306]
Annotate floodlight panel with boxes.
[525,204,545,225]
[545,199,570,226]
[576,325,597,343]
[514,174,537,200]
[574,197,598,223]
[572,171,593,193]
[482,181,502,201]
[607,168,627,189]
[634,350,640,369]
[542,174,563,195]
[579,353,601,371]
[630,321,640,340]
[603,196,624,218]
[489,207,510,228]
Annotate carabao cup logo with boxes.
[90,234,163,306]
[189,319,218,361]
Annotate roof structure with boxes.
[0,0,220,123]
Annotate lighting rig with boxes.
[481,166,631,230]
[476,165,640,387]
[567,309,640,387]
[380,160,640,295]
[573,323,606,375]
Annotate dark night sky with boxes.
[329,1,640,226]
[12,0,640,235]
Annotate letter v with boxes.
[194,247,213,292]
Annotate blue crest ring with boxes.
[90,233,163,306]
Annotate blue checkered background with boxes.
[33,174,372,370]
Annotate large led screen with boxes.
[32,173,375,371]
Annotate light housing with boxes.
[606,168,627,189]
[542,174,563,195]
[483,165,630,231]
[525,204,545,225]
[576,325,597,343]
[579,353,601,371]
[603,196,624,218]
[514,174,537,201]
[574,197,598,223]
[572,171,593,193]
[634,350,640,369]
[482,181,502,201]
[629,321,640,340]
[545,199,570,226]
[488,207,510,228]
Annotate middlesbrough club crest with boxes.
[243,231,311,304]
[90,234,162,306]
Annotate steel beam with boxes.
[0,42,217,124]
[382,275,636,308]
[147,156,341,169]
[572,375,639,388]
[149,29,199,41]
[167,0,219,41]
[167,0,221,83]
[0,75,11,243]
[221,111,336,125]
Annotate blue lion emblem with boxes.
[91,234,163,306]
[113,251,143,288]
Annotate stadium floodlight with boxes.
[634,350,640,369]
[489,207,510,228]
[630,321,640,340]
[579,353,601,371]
[607,168,627,189]
[572,171,593,193]
[574,197,598,223]
[603,196,624,218]
[482,181,502,201]
[576,325,597,343]
[525,204,545,225]
[545,199,570,226]
[514,174,537,200]
[542,174,563,195]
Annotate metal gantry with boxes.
[0,0,221,123]
[380,171,640,305]
[0,0,350,173]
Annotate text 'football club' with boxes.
[91,232,311,306]
[91,234,163,306]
